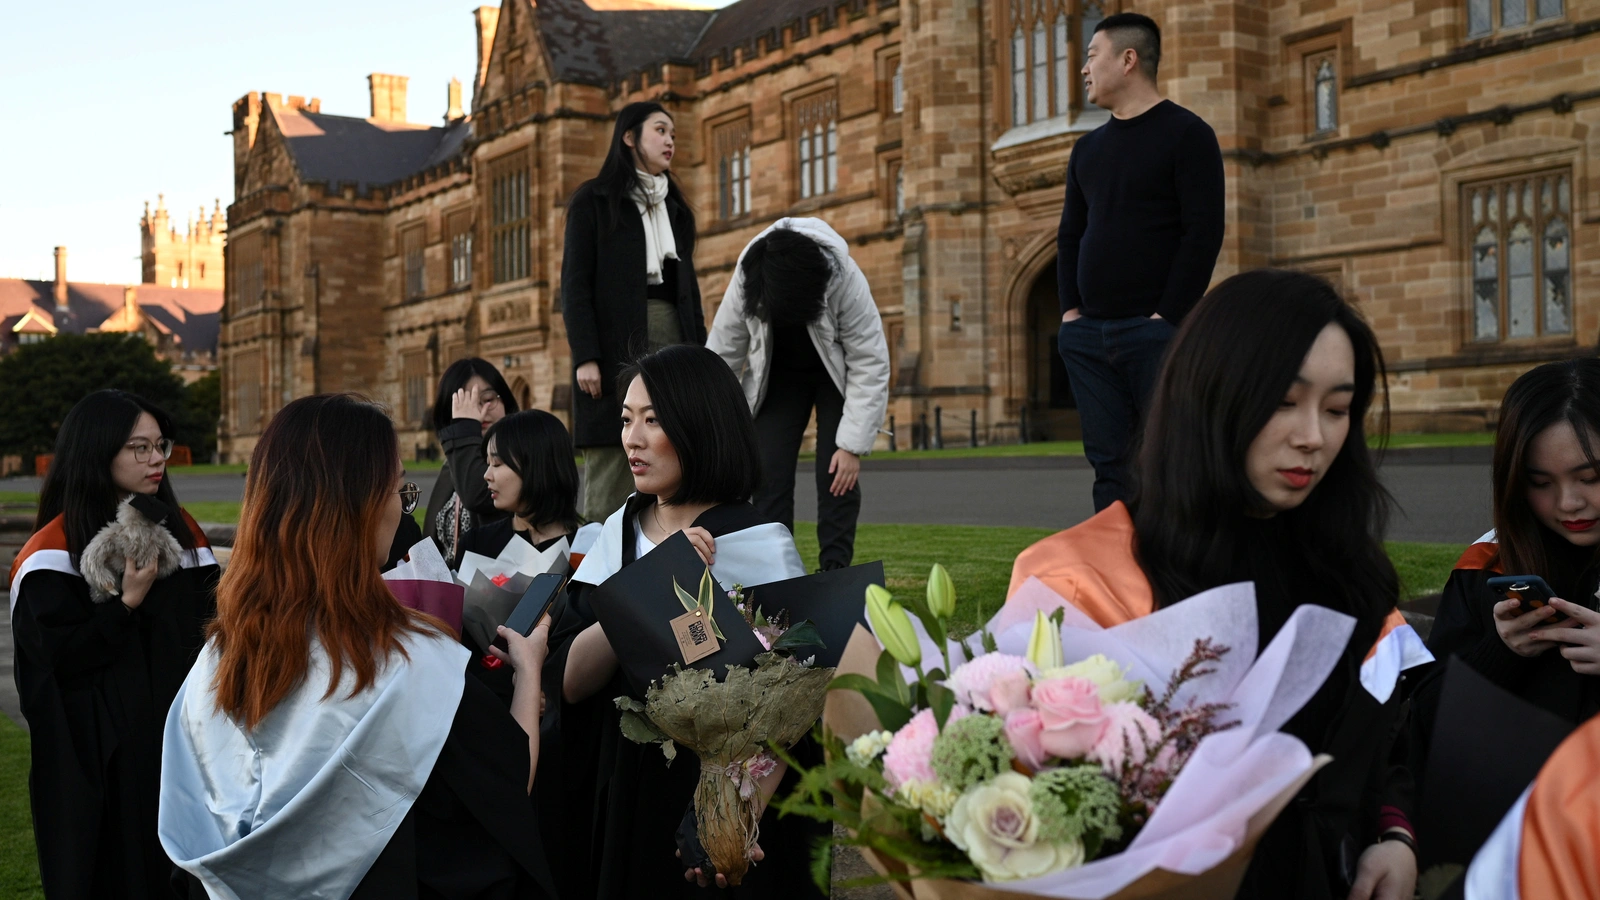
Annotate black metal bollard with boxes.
[919,414,929,450]
[934,406,944,450]
[888,415,897,452]
[1020,405,1030,444]
[970,409,978,448]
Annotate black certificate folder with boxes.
[589,533,766,697]
[588,532,883,696]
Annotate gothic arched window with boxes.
[1313,57,1337,134]
[1007,0,1101,127]
[1465,171,1574,342]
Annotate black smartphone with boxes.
[493,572,565,651]
[1487,575,1559,620]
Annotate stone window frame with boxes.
[446,207,474,290]
[882,50,904,116]
[792,88,840,201]
[1463,168,1575,343]
[227,228,265,315]
[487,149,532,286]
[1282,23,1349,143]
[233,349,262,435]
[1004,0,1102,129]
[400,223,426,300]
[882,154,906,223]
[1307,50,1339,137]
[401,349,432,426]
[1466,0,1563,40]
[711,117,753,221]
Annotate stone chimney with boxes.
[123,286,139,316]
[53,246,68,310]
[446,78,465,121]
[475,7,501,96]
[368,73,409,123]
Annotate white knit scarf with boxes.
[632,169,679,285]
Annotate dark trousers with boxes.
[752,369,859,570]
[1057,315,1176,512]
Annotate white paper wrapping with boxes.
[381,537,454,584]
[868,578,1358,898]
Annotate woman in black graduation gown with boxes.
[1129,271,1419,900]
[460,409,584,563]
[424,357,520,567]
[8,390,219,899]
[156,393,555,900]
[539,345,822,900]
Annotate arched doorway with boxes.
[1024,262,1080,441]
[511,377,533,411]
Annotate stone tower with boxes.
[141,194,226,289]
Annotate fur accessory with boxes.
[80,497,184,603]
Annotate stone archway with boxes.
[1001,237,1080,442]
[511,377,533,411]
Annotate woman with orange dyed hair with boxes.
[156,393,558,899]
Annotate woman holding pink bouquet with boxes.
[1010,269,1427,900]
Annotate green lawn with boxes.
[800,431,1492,463]
[0,717,41,900]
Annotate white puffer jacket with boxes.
[708,218,891,456]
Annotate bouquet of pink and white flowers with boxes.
[778,570,1356,899]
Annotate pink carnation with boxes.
[988,670,1032,715]
[882,706,969,788]
[1089,701,1169,775]
[1032,676,1108,760]
[945,654,1035,712]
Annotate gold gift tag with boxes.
[670,609,721,664]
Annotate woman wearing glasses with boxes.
[7,389,219,900]
[424,358,520,568]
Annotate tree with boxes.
[0,334,192,470]
[182,370,221,462]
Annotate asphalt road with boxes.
[4,456,1493,544]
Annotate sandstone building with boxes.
[142,195,226,290]
[218,0,1600,462]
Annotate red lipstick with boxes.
[1562,519,1598,533]
[1280,468,1313,489]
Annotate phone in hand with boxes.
[493,572,565,652]
[1487,575,1561,622]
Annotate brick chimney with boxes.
[446,78,464,121]
[475,7,501,96]
[53,246,68,310]
[368,73,409,123]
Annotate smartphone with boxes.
[493,572,565,651]
[1487,575,1560,620]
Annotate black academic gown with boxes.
[460,526,574,706]
[1228,521,1415,900]
[11,537,218,899]
[538,496,827,900]
[176,675,557,900]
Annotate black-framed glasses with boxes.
[399,482,421,515]
[125,438,176,464]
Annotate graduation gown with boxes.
[538,495,822,900]
[1007,502,1431,900]
[7,511,219,900]
[160,631,556,900]
[1460,706,1600,900]
[459,526,575,705]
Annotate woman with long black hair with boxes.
[562,101,703,523]
[1009,269,1427,900]
[422,357,520,567]
[1427,359,1600,721]
[7,389,218,899]
[538,344,816,900]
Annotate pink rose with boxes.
[882,705,970,788]
[945,654,1035,712]
[1004,709,1048,771]
[989,670,1032,715]
[1089,702,1171,775]
[1031,676,1107,761]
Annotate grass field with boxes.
[0,717,41,899]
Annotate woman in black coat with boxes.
[422,357,519,567]
[562,101,704,523]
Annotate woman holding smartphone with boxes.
[1427,359,1600,721]
[1008,270,1425,900]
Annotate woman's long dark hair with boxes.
[1131,269,1396,623]
[577,101,693,237]
[1491,359,1600,581]
[431,357,519,431]
[483,409,582,534]
[617,344,760,506]
[36,389,196,555]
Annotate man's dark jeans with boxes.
[1057,314,1176,512]
[752,369,860,571]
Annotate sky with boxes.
[0,0,732,286]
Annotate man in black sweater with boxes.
[1057,12,1225,512]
